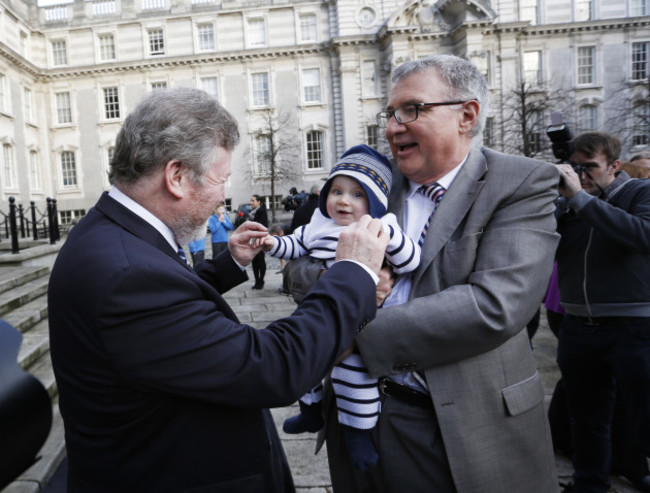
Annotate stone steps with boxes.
[0,244,66,493]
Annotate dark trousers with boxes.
[323,381,456,493]
[211,242,228,259]
[252,251,266,283]
[189,250,204,265]
[557,315,650,492]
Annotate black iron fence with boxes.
[0,197,61,254]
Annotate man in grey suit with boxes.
[319,55,561,492]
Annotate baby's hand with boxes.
[253,235,278,252]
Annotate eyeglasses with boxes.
[376,100,476,128]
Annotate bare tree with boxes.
[498,80,573,158]
[249,109,302,222]
[604,77,650,154]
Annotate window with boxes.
[254,135,272,177]
[362,60,378,96]
[302,68,321,103]
[632,102,649,146]
[59,209,86,225]
[632,42,649,80]
[248,18,266,47]
[198,23,215,51]
[56,92,72,124]
[483,117,495,147]
[578,105,598,132]
[51,40,68,66]
[30,150,41,190]
[251,72,269,107]
[103,87,121,119]
[520,0,538,24]
[24,87,33,122]
[366,125,378,149]
[99,34,115,61]
[523,51,541,86]
[148,29,165,56]
[306,130,323,169]
[526,111,543,155]
[631,0,648,16]
[575,0,593,20]
[151,81,167,91]
[200,76,219,98]
[577,46,595,85]
[61,151,78,188]
[3,144,14,188]
[0,74,5,113]
[299,14,317,42]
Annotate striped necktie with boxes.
[177,246,190,265]
[417,182,446,247]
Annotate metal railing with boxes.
[0,198,60,254]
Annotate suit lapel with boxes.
[411,150,487,287]
[95,192,194,272]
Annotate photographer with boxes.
[555,131,650,492]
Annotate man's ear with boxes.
[608,159,622,176]
[164,160,186,199]
[459,100,480,135]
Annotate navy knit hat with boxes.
[319,144,392,219]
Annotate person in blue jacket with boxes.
[208,202,233,258]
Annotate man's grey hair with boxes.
[630,151,650,162]
[109,87,240,186]
[391,55,489,139]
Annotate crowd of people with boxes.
[46,53,649,493]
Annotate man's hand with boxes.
[335,215,389,275]
[376,267,395,307]
[557,164,582,199]
[229,222,268,266]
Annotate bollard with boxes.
[47,198,56,245]
[30,202,37,240]
[18,204,25,239]
[8,197,19,254]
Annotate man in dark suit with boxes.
[318,55,561,492]
[48,87,388,493]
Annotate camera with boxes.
[546,112,574,164]
[281,187,309,212]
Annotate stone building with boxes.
[0,0,648,224]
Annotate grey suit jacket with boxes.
[357,147,561,493]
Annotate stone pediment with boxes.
[385,0,495,33]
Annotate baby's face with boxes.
[326,175,369,226]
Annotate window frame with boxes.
[301,67,321,104]
[197,22,216,52]
[247,17,267,48]
[98,33,116,62]
[305,130,324,170]
[299,13,318,43]
[102,86,121,120]
[523,50,542,86]
[148,28,165,56]
[250,72,270,108]
[51,39,68,66]
[631,41,649,81]
[60,150,78,188]
[577,46,596,86]
[55,91,73,125]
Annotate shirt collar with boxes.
[108,186,178,252]
[406,153,468,198]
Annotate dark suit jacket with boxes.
[48,192,375,493]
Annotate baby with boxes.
[260,144,421,470]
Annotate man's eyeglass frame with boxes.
[376,100,476,127]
